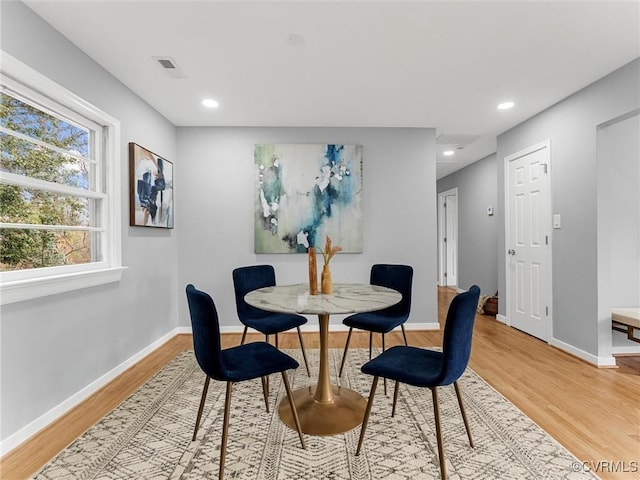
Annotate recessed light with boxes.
[443,150,455,156]
[202,98,219,108]
[497,101,515,110]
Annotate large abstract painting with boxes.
[254,144,363,253]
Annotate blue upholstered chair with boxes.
[356,285,481,480]
[338,264,413,394]
[186,284,305,480]
[233,265,310,376]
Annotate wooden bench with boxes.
[612,308,640,344]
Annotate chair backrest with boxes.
[185,284,227,380]
[370,264,413,319]
[437,285,481,386]
[232,265,276,321]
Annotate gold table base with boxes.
[278,384,367,436]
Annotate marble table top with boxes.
[244,283,402,316]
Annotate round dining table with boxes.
[244,282,401,436]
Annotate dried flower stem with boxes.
[319,235,342,265]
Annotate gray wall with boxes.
[497,59,640,359]
[176,127,438,330]
[597,112,640,351]
[1,2,178,444]
[437,154,498,295]
[1,2,439,448]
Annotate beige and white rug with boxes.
[33,348,598,479]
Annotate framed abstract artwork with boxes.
[129,143,174,228]
[254,143,363,253]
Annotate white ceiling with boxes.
[22,0,640,178]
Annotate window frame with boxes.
[0,51,126,305]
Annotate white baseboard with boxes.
[549,337,617,367]
[494,315,615,367]
[0,327,185,457]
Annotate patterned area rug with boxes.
[34,348,598,479]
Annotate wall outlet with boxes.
[487,207,494,216]
[553,214,561,229]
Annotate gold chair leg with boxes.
[454,381,474,448]
[219,381,233,480]
[356,376,379,455]
[261,376,270,413]
[338,328,353,377]
[240,326,248,345]
[382,334,387,395]
[296,326,311,376]
[281,371,306,449]
[192,375,211,441]
[391,381,400,417]
[431,387,447,480]
[401,324,409,346]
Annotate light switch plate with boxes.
[553,214,561,229]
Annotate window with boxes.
[0,52,125,304]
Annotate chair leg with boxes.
[454,381,474,448]
[219,381,233,480]
[391,381,400,417]
[240,326,248,345]
[356,376,379,455]
[382,333,387,395]
[275,333,279,349]
[368,332,373,360]
[192,375,211,441]
[261,376,270,413]
[338,327,353,377]
[281,371,306,449]
[296,326,311,376]
[431,387,447,480]
[401,324,409,346]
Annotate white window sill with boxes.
[0,266,128,305]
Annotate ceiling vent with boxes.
[436,133,480,145]
[152,56,187,79]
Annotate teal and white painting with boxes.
[254,144,363,253]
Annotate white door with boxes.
[444,193,458,287]
[506,142,552,341]
[438,188,458,287]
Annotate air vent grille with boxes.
[152,56,187,79]
[157,59,176,69]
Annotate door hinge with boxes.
[444,237,447,243]
[545,235,549,245]
[444,272,447,278]
[542,163,548,175]
[546,306,549,316]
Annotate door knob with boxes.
[507,249,516,255]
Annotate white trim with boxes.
[496,313,509,325]
[1,266,127,305]
[0,326,180,456]
[549,337,617,368]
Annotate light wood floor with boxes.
[2,287,639,479]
